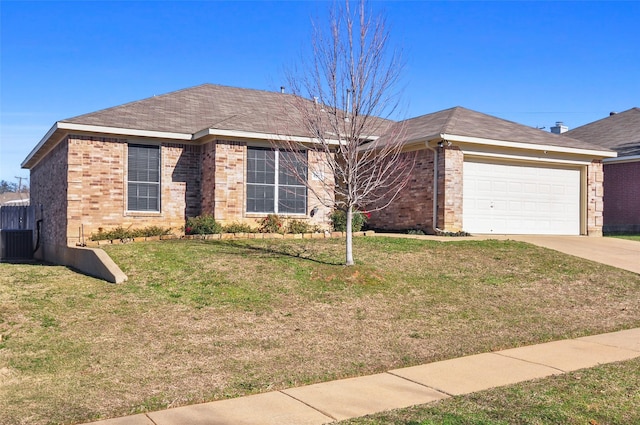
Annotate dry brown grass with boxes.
[0,237,638,425]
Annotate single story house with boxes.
[367,107,616,235]
[564,108,640,233]
[22,84,616,265]
[21,84,343,262]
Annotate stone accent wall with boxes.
[603,161,640,233]
[30,138,69,253]
[586,160,604,236]
[367,149,435,232]
[439,146,464,232]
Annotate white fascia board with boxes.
[603,154,640,164]
[196,128,342,145]
[22,122,193,168]
[461,150,593,166]
[440,133,618,158]
[58,122,192,140]
[21,122,60,167]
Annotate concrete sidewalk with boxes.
[87,328,640,425]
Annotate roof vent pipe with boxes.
[280,86,285,94]
[610,111,617,116]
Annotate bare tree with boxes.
[279,0,415,265]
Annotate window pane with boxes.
[128,144,160,211]
[247,148,275,184]
[279,186,306,214]
[279,150,307,186]
[247,184,274,213]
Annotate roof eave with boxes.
[440,133,617,158]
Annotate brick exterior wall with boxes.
[368,146,604,236]
[440,146,464,232]
[30,138,69,254]
[367,148,435,232]
[212,140,246,222]
[202,140,332,229]
[307,150,334,227]
[603,161,640,233]
[586,160,604,236]
[32,135,202,246]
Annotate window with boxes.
[247,148,307,214]
[128,144,160,212]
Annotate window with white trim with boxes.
[246,147,307,214]
[127,144,160,212]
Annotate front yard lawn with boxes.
[1,237,639,425]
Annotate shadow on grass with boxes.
[212,239,345,266]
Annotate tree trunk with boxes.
[345,206,354,266]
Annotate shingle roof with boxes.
[62,83,314,137]
[564,108,640,156]
[391,106,610,152]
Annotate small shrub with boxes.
[407,229,426,235]
[286,219,314,234]
[330,209,367,232]
[223,222,256,234]
[259,214,284,233]
[185,215,222,235]
[91,225,171,241]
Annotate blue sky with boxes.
[1,0,639,184]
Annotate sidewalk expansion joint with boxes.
[145,414,158,425]
[279,390,338,422]
[492,352,567,373]
[385,371,455,398]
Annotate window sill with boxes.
[245,213,308,219]
[125,211,162,217]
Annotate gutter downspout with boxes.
[424,142,440,233]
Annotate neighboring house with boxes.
[367,107,616,235]
[0,192,30,207]
[21,84,341,262]
[564,108,640,233]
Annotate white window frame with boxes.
[127,143,161,213]
[246,147,307,215]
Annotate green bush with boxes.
[223,222,256,234]
[185,215,222,235]
[286,219,316,234]
[330,209,367,232]
[91,225,171,241]
[259,214,284,233]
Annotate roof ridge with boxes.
[442,106,464,133]
[60,84,214,122]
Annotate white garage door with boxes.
[463,160,581,235]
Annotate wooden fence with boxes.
[0,205,34,230]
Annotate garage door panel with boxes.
[463,160,580,235]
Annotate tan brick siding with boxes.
[440,146,464,232]
[367,149,435,232]
[212,140,246,222]
[307,150,334,227]
[30,138,69,251]
[587,160,604,236]
[63,136,201,244]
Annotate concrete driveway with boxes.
[496,235,640,274]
